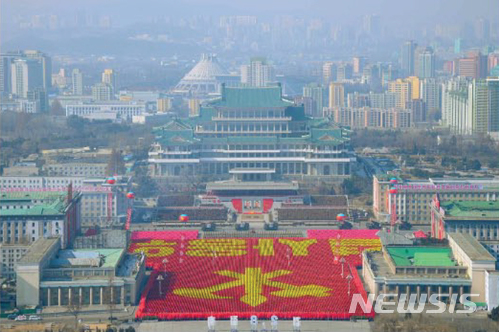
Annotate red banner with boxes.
[130,235,380,320]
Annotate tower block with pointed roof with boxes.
[149,85,355,182]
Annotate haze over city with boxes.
[1,1,499,332]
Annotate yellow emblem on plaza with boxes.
[173,267,332,307]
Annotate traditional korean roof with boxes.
[209,86,293,108]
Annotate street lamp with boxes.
[346,273,353,296]
[340,257,346,278]
[162,258,168,276]
[157,275,164,295]
[212,249,217,267]
[179,250,184,265]
[286,247,292,267]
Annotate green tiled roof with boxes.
[151,85,350,148]
[71,248,124,268]
[387,247,455,267]
[0,198,66,217]
[285,106,308,121]
[154,120,197,146]
[0,191,66,201]
[375,174,403,182]
[209,86,293,108]
[441,200,499,218]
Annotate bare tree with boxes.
[65,289,82,330]
[102,275,117,324]
[106,148,126,176]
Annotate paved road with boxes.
[135,319,372,332]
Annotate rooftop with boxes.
[377,230,414,246]
[376,176,499,189]
[367,251,470,283]
[0,191,66,201]
[209,86,293,108]
[206,180,299,191]
[441,200,499,219]
[50,249,124,269]
[386,247,455,267]
[179,54,228,82]
[17,237,60,265]
[0,199,67,217]
[448,233,496,261]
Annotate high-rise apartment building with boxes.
[322,62,337,84]
[406,76,420,100]
[91,83,113,101]
[441,77,472,134]
[1,50,51,96]
[441,77,499,135]
[362,64,382,91]
[353,56,368,75]
[102,69,117,93]
[72,68,83,95]
[475,17,491,42]
[488,53,499,73]
[28,88,49,113]
[470,78,499,134]
[337,63,353,82]
[420,78,441,113]
[388,79,412,109]
[406,99,426,124]
[240,57,275,87]
[11,59,44,98]
[0,55,13,96]
[157,98,173,112]
[328,107,412,129]
[303,83,325,118]
[22,50,52,91]
[418,47,436,78]
[328,83,345,108]
[369,92,397,109]
[459,53,488,79]
[381,65,398,86]
[362,14,380,36]
[400,40,417,76]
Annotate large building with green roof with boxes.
[0,189,82,279]
[431,198,499,241]
[149,85,355,181]
[0,190,81,248]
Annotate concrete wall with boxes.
[16,264,41,306]
[72,230,128,249]
[16,238,60,306]
[485,271,499,311]
[362,252,378,296]
[472,270,487,303]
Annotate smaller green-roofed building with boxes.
[431,198,499,241]
[387,247,455,267]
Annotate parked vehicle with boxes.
[14,315,27,321]
[7,314,18,320]
[399,222,412,230]
[367,221,381,229]
[28,315,42,321]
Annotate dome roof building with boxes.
[174,54,228,95]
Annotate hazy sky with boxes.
[2,0,497,26]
